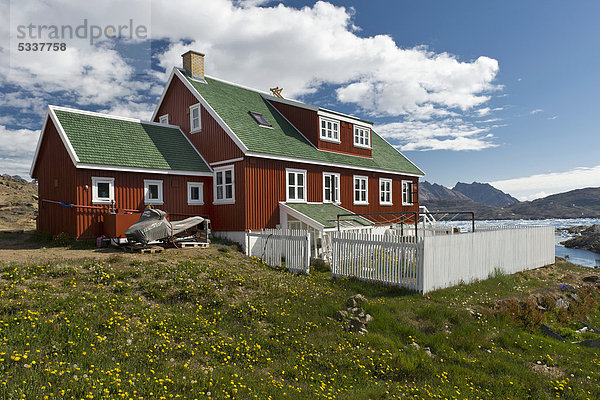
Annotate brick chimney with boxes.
[182,50,205,78]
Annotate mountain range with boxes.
[420,181,519,206]
[420,181,600,220]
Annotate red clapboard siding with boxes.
[269,100,373,158]
[269,101,319,147]
[318,120,372,158]
[154,75,243,164]
[32,121,78,237]
[75,171,212,238]
[204,159,246,233]
[243,156,419,230]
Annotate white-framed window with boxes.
[353,175,368,205]
[319,117,340,143]
[323,172,340,204]
[379,178,392,205]
[91,177,114,204]
[286,168,307,203]
[159,114,169,124]
[402,180,414,206]
[187,182,204,205]
[189,104,201,133]
[144,180,163,205]
[354,125,371,149]
[214,165,235,204]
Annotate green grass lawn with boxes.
[0,245,599,399]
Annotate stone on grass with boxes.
[555,298,570,309]
[334,310,348,321]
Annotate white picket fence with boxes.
[331,232,423,291]
[331,225,555,293]
[420,225,555,293]
[246,229,311,274]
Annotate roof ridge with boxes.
[205,75,373,124]
[204,74,273,96]
[49,105,180,129]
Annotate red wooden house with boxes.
[31,50,424,245]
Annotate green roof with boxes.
[284,202,374,230]
[53,109,211,173]
[184,75,424,176]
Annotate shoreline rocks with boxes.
[561,225,600,254]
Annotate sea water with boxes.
[444,218,600,268]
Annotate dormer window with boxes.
[354,126,370,149]
[319,117,340,143]
[249,111,272,127]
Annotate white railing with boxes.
[246,229,311,274]
[331,231,423,291]
[387,223,454,237]
[330,225,555,293]
[419,205,436,224]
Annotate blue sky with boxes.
[1,0,599,200]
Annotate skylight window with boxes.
[249,111,272,127]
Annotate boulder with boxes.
[348,317,365,332]
[424,347,434,358]
[582,275,599,283]
[567,292,580,303]
[555,298,570,309]
[346,294,368,307]
[334,310,348,321]
[360,314,373,324]
[350,307,365,317]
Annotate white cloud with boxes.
[376,119,498,151]
[0,125,40,177]
[99,102,156,120]
[491,165,600,201]
[0,0,501,160]
[530,108,543,115]
[150,0,499,121]
[475,107,490,117]
[548,115,558,120]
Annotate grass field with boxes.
[0,242,599,399]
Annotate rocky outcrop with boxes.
[561,225,600,254]
[0,174,38,230]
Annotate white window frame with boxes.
[319,116,340,143]
[91,177,115,204]
[187,182,204,205]
[159,114,169,124]
[214,165,235,205]
[354,125,371,149]
[144,179,163,205]
[353,175,369,205]
[189,104,202,133]
[286,168,307,203]
[379,178,392,206]
[322,172,341,204]
[402,180,414,206]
